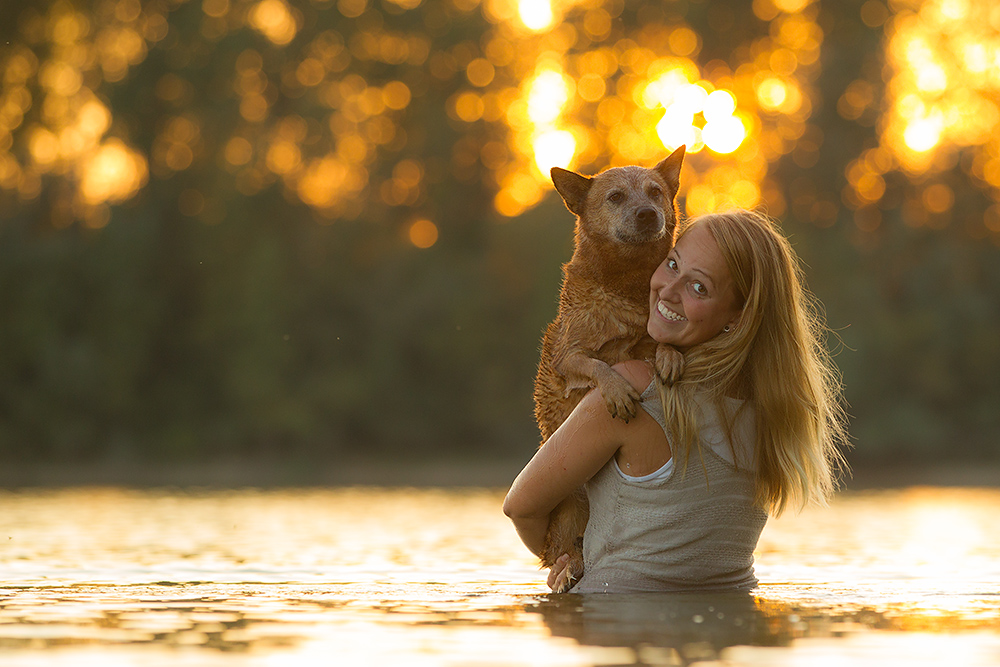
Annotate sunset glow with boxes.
[702,115,746,155]
[249,0,298,45]
[533,129,576,175]
[843,0,1000,223]
[78,139,148,206]
[518,0,553,31]
[1,0,998,236]
[526,70,570,126]
[479,0,831,219]
[0,0,825,225]
[408,218,439,248]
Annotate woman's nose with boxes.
[655,272,680,300]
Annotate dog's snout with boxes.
[636,207,660,231]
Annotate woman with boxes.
[504,210,848,593]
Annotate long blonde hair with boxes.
[658,210,848,515]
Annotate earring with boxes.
[724,325,731,332]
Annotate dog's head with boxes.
[551,146,684,246]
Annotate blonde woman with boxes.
[504,210,848,593]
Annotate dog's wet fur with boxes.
[533,147,686,591]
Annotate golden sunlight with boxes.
[703,90,736,121]
[477,1,829,219]
[408,218,438,248]
[527,69,571,126]
[532,129,576,174]
[249,0,298,45]
[702,115,745,155]
[518,0,553,32]
[656,106,698,153]
[872,0,1000,213]
[297,156,348,209]
[903,115,943,153]
[28,128,59,169]
[78,139,148,205]
[652,83,744,155]
[0,0,897,232]
[755,77,785,110]
[642,70,694,110]
[75,99,112,143]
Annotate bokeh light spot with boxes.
[527,70,570,126]
[702,115,746,154]
[656,106,696,152]
[453,92,485,122]
[225,137,253,166]
[408,219,438,248]
[267,140,302,174]
[519,0,553,31]
[466,58,495,88]
[78,139,148,205]
[383,81,412,110]
[28,127,60,169]
[923,183,954,213]
[296,59,326,87]
[904,116,942,153]
[668,28,699,57]
[533,129,576,175]
[577,73,606,103]
[249,0,298,45]
[202,0,230,18]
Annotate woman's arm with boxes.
[503,359,655,556]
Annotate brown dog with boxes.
[533,147,686,591]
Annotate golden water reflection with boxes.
[0,486,997,665]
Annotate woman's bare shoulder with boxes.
[612,359,655,393]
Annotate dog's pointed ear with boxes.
[551,167,593,217]
[654,145,685,191]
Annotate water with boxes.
[0,486,998,665]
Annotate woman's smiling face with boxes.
[648,222,743,352]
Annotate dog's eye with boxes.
[649,186,662,198]
[608,191,624,203]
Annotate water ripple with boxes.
[0,487,997,665]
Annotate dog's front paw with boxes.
[598,373,641,422]
[549,551,585,594]
[655,344,684,386]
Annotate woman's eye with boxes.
[609,192,623,203]
[692,282,707,296]
[666,258,678,271]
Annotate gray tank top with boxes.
[575,381,768,593]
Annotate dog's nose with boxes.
[636,207,660,231]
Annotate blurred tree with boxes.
[0,0,997,472]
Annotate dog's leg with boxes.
[541,489,589,592]
[556,351,642,422]
[654,343,684,385]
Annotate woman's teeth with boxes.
[657,301,687,322]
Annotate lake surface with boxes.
[0,486,998,666]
